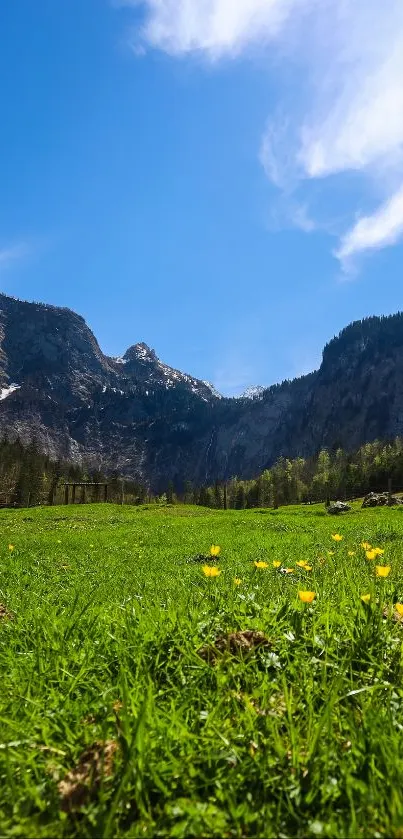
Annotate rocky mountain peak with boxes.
[122,343,158,364]
[1,293,403,492]
[240,386,266,400]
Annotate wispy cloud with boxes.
[121,0,403,268]
[0,242,31,273]
[124,0,300,59]
[336,184,403,271]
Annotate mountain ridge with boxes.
[1,292,402,491]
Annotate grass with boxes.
[1,501,403,837]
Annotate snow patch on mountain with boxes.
[0,383,20,401]
[203,381,222,399]
[240,386,266,400]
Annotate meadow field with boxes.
[1,501,403,838]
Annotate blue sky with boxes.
[1,1,403,396]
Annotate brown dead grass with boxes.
[198,629,271,663]
[0,603,12,621]
[383,606,403,624]
[58,740,118,812]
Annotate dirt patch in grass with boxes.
[58,740,118,812]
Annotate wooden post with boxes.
[64,485,69,505]
[104,484,108,503]
[72,484,76,505]
[121,480,125,506]
[388,477,393,506]
[223,483,228,511]
[80,485,86,504]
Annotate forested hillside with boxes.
[2,293,403,491]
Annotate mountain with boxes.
[1,292,403,491]
[239,386,266,400]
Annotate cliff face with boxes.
[1,293,402,490]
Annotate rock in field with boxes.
[327,501,351,515]
[362,492,403,508]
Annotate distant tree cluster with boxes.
[188,438,403,509]
[0,438,149,507]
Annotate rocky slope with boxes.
[0,293,402,490]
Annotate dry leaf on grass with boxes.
[0,603,13,621]
[58,740,118,812]
[198,630,271,663]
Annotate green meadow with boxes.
[1,501,403,838]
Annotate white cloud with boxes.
[125,0,403,265]
[130,0,303,58]
[298,3,403,179]
[336,184,403,269]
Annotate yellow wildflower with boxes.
[395,604,403,616]
[8,544,14,551]
[332,534,343,542]
[298,591,316,603]
[347,551,356,557]
[296,561,307,568]
[360,594,371,603]
[361,541,371,550]
[303,565,313,571]
[254,561,268,569]
[373,547,384,556]
[210,545,221,557]
[375,565,391,578]
[366,550,377,561]
[202,565,221,577]
[273,560,281,568]
[234,577,242,586]
[284,568,294,574]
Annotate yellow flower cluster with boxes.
[296,560,312,571]
[202,565,221,578]
[365,547,384,560]
[200,534,393,600]
[202,545,222,577]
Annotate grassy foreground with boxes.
[1,502,403,838]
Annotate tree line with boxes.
[1,435,403,509]
[0,438,149,507]
[185,438,403,509]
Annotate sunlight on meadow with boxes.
[1,501,403,837]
